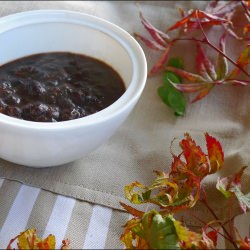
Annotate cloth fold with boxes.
[0,1,249,226]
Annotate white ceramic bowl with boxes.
[0,10,147,167]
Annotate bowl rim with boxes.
[0,9,147,130]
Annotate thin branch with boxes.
[195,10,250,78]
[185,210,233,243]
[172,36,250,79]
[200,198,238,249]
[228,195,235,240]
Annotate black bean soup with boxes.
[0,52,126,122]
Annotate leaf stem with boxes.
[200,198,238,249]
[228,195,235,239]
[172,36,250,78]
[185,210,233,243]
[196,10,250,79]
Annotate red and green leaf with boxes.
[124,181,148,204]
[196,42,217,80]
[174,219,202,249]
[216,34,228,79]
[205,133,224,173]
[165,66,207,83]
[216,176,232,198]
[139,12,170,46]
[180,133,209,177]
[216,166,249,212]
[120,202,145,218]
[124,133,223,214]
[225,79,250,86]
[167,10,229,32]
[191,85,214,103]
[228,44,250,78]
[6,229,70,250]
[149,45,172,75]
[134,33,166,51]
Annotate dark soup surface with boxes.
[0,52,126,122]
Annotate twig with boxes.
[228,195,235,240]
[172,36,250,79]
[185,210,233,243]
[195,10,250,78]
[200,198,238,249]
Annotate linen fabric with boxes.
[1,178,249,249]
[0,1,249,227]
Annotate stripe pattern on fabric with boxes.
[0,178,128,249]
[1,178,249,249]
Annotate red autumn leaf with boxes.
[171,153,186,173]
[235,227,250,249]
[6,228,69,250]
[206,230,218,246]
[205,133,224,173]
[169,82,214,93]
[239,237,250,250]
[244,24,250,34]
[120,202,144,218]
[168,36,250,102]
[191,85,214,103]
[165,66,206,83]
[200,225,218,249]
[228,44,250,78]
[134,33,166,51]
[167,9,229,32]
[178,7,185,18]
[149,45,172,75]
[225,79,250,86]
[180,133,209,178]
[168,79,215,103]
[196,42,217,80]
[235,43,250,67]
[183,169,202,207]
[139,12,169,46]
[207,230,218,246]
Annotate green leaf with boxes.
[173,220,202,248]
[168,57,184,70]
[142,190,152,200]
[158,58,186,116]
[137,211,180,249]
[163,71,182,86]
[216,177,231,199]
[216,34,228,79]
[158,86,170,106]
[167,87,186,116]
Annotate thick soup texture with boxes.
[0,52,126,122]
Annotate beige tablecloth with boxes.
[0,1,249,228]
